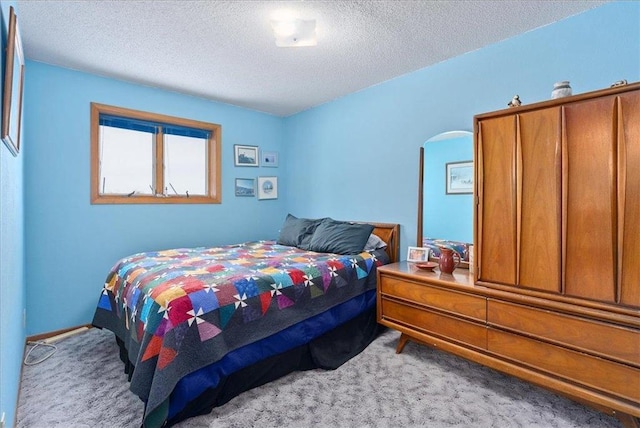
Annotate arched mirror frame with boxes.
[417,130,473,268]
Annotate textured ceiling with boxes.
[17,0,609,117]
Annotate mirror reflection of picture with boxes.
[446,161,473,194]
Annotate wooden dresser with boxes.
[378,82,640,425]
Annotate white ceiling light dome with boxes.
[270,18,317,47]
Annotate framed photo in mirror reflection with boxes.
[446,161,473,194]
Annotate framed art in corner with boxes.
[2,6,25,157]
[261,151,279,167]
[446,161,473,194]
[257,176,278,200]
[235,178,255,197]
[234,144,259,167]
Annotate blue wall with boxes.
[24,64,287,336]
[0,1,24,426]
[284,1,640,257]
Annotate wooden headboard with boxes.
[369,222,400,263]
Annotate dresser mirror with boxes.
[417,130,473,267]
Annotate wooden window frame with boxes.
[90,103,221,204]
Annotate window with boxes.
[90,103,221,204]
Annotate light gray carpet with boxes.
[17,327,622,428]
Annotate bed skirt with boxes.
[113,302,384,427]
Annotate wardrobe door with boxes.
[563,96,617,303]
[618,90,640,308]
[477,115,517,286]
[518,108,562,293]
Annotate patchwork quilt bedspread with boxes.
[92,241,387,426]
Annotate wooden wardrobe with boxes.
[475,82,639,422]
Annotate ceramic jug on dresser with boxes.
[438,247,460,274]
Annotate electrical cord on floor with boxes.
[24,341,57,366]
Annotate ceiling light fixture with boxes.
[270,19,317,47]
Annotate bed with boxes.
[423,237,470,262]
[92,217,399,427]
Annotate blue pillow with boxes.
[307,219,374,254]
[276,214,323,248]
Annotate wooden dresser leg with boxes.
[615,412,640,428]
[396,333,410,354]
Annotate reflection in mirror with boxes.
[417,131,473,264]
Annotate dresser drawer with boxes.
[487,299,640,367]
[488,328,640,404]
[381,299,487,349]
[379,274,486,321]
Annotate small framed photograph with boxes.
[446,161,473,194]
[407,246,430,263]
[234,144,259,167]
[257,176,278,200]
[235,178,255,197]
[261,151,279,167]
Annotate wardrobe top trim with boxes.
[475,81,640,120]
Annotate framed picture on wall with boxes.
[234,145,259,167]
[235,178,255,196]
[2,6,25,157]
[257,176,278,200]
[261,151,278,167]
[446,161,473,194]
